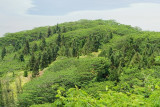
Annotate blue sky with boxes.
[28,0,160,15]
[0,0,160,36]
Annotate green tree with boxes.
[56,24,61,33]
[93,36,100,52]
[39,32,43,39]
[56,34,61,46]
[109,32,113,39]
[32,43,38,52]
[52,47,57,61]
[62,26,67,33]
[40,37,46,50]
[14,41,21,51]
[108,47,113,57]
[1,47,6,60]
[23,40,30,54]
[47,48,52,64]
[83,36,93,54]
[24,70,28,77]
[40,51,49,69]
[58,46,66,56]
[32,60,39,77]
[29,54,36,71]
[72,39,78,57]
[61,35,65,46]
[19,54,25,62]
[47,27,52,37]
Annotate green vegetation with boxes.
[0,19,160,107]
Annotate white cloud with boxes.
[0,1,160,37]
[0,0,33,15]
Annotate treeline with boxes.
[1,19,151,107]
[1,22,116,78]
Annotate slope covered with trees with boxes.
[0,19,160,107]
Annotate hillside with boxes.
[0,19,160,107]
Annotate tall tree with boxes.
[52,48,57,61]
[40,51,49,69]
[40,37,46,50]
[61,35,65,46]
[83,36,93,55]
[32,43,38,52]
[23,40,30,54]
[14,41,21,51]
[56,34,61,46]
[47,48,52,64]
[29,54,36,71]
[39,32,43,39]
[32,60,39,77]
[109,32,113,39]
[72,39,78,57]
[47,27,52,37]
[56,24,61,33]
[19,54,25,62]
[62,26,67,33]
[93,36,100,52]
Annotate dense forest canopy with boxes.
[0,19,160,107]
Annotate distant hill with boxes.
[0,19,160,107]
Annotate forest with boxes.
[0,19,160,107]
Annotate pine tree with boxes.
[40,51,48,69]
[40,37,46,50]
[72,39,78,57]
[52,48,57,61]
[19,54,25,62]
[56,24,61,33]
[39,32,43,39]
[109,32,113,39]
[56,34,61,46]
[14,41,21,51]
[29,54,36,71]
[23,40,30,54]
[32,43,38,52]
[1,47,6,60]
[47,27,52,37]
[32,60,39,77]
[93,36,100,52]
[61,35,65,46]
[62,26,67,33]
[47,48,52,64]
[37,53,41,64]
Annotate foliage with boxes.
[0,19,160,107]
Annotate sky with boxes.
[0,0,160,37]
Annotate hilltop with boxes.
[0,19,160,107]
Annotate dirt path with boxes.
[38,70,45,77]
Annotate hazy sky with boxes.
[0,0,160,37]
